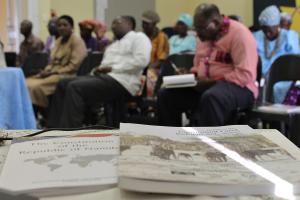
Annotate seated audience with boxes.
[93,20,110,52]
[46,16,151,128]
[169,14,197,55]
[158,3,258,126]
[280,12,294,31]
[0,39,6,67]
[79,20,100,51]
[79,20,110,52]
[280,12,299,45]
[17,20,44,66]
[142,10,169,97]
[26,15,87,108]
[253,6,300,103]
[44,17,59,56]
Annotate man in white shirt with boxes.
[47,16,151,128]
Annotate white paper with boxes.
[163,74,196,85]
[0,136,119,193]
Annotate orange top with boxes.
[150,31,169,64]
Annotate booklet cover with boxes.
[0,134,119,196]
[118,123,300,198]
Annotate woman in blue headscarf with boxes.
[169,14,197,55]
[253,5,300,103]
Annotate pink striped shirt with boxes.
[191,19,258,98]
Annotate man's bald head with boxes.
[194,4,223,41]
[194,4,220,20]
[111,16,135,39]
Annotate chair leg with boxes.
[105,101,126,128]
[280,122,287,137]
[289,115,300,148]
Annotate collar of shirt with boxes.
[117,31,134,42]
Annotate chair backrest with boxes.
[4,52,17,67]
[76,55,90,76]
[77,52,103,76]
[90,52,103,70]
[265,54,300,103]
[161,27,175,39]
[168,53,195,69]
[256,56,262,87]
[22,52,48,77]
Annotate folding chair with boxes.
[76,52,104,125]
[230,56,262,125]
[251,54,300,142]
[22,52,48,77]
[161,27,175,38]
[90,52,103,70]
[4,52,17,67]
[77,52,103,76]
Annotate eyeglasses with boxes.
[194,20,218,32]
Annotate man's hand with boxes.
[94,67,112,75]
[175,67,191,75]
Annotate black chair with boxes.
[183,55,262,126]
[90,52,103,70]
[77,52,103,76]
[127,54,195,126]
[76,56,90,76]
[104,54,196,128]
[231,56,262,125]
[4,52,17,67]
[289,114,300,147]
[161,27,175,38]
[76,52,104,125]
[250,54,300,143]
[22,52,48,77]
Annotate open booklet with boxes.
[118,123,300,198]
[0,131,119,197]
[162,74,197,88]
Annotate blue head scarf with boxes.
[259,5,281,26]
[178,14,193,28]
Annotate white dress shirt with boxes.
[99,31,151,96]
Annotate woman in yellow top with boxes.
[27,15,87,108]
[142,10,169,97]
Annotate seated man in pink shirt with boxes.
[157,3,258,126]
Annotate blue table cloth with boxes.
[0,67,36,129]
